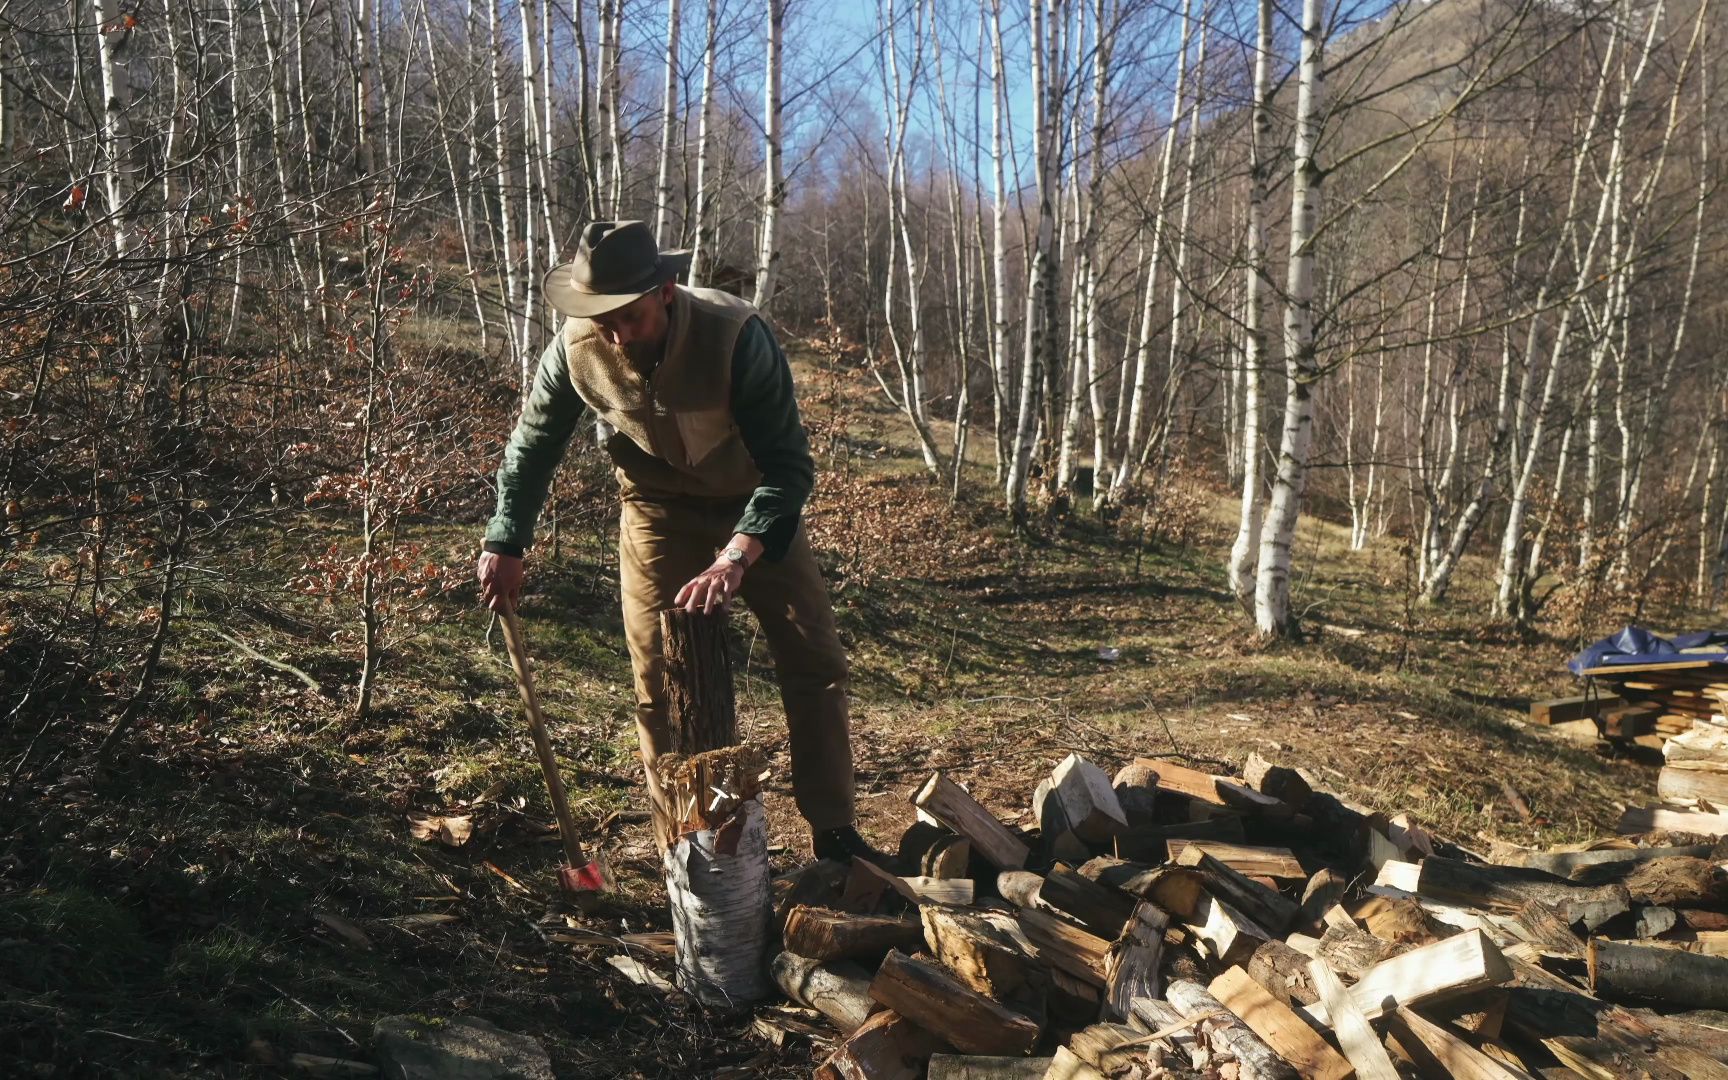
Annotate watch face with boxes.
[725,547,745,563]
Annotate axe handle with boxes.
[499,605,590,871]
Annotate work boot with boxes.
[812,825,885,865]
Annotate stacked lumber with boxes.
[753,749,1728,1078]
[1575,659,1728,742]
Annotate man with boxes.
[475,220,873,862]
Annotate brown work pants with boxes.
[618,493,856,831]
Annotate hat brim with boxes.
[542,250,693,318]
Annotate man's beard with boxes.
[624,339,664,373]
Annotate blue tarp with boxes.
[1568,625,1728,675]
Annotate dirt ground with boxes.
[0,352,1688,1077]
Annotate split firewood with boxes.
[1115,816,1248,862]
[915,772,1030,870]
[1617,805,1728,837]
[1309,958,1401,1080]
[1033,777,1091,865]
[1416,856,1630,931]
[776,859,851,929]
[1038,863,1135,937]
[1102,901,1166,1020]
[1489,900,1582,959]
[783,904,924,964]
[868,950,1042,1056]
[1183,891,1273,965]
[920,904,1040,1001]
[1243,752,1313,808]
[1018,907,1110,986]
[1300,868,1348,925]
[898,821,973,879]
[849,856,974,907]
[816,1008,949,1080]
[1049,753,1129,842]
[1384,1006,1535,1080]
[1588,936,1728,1012]
[1163,979,1299,1080]
[1351,894,1442,944]
[1207,966,1352,1080]
[771,951,877,1034]
[1304,929,1513,1024]
[1141,758,1296,819]
[1189,851,1299,933]
[1171,840,1305,881]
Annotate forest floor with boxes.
[0,340,1692,1078]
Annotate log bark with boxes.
[920,904,1040,1001]
[1018,908,1110,986]
[1301,868,1348,924]
[1243,753,1313,807]
[659,609,737,753]
[869,950,1042,1056]
[784,905,924,964]
[1245,939,1319,1007]
[1315,922,1406,978]
[1623,856,1728,907]
[772,951,877,1033]
[1165,979,1299,1080]
[1192,851,1299,933]
[1039,864,1135,937]
[1589,937,1728,1012]
[1416,856,1629,931]
[1516,844,1714,882]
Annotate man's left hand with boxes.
[674,558,746,614]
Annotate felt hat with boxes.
[542,220,692,318]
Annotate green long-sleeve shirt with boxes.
[483,317,814,561]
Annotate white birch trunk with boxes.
[688,0,719,285]
[1226,0,1273,607]
[752,0,786,309]
[1252,0,1323,637]
[655,0,682,242]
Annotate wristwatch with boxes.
[722,546,748,566]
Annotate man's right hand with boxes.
[476,551,524,612]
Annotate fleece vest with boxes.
[561,286,762,500]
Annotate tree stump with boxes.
[654,609,771,1009]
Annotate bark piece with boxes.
[1589,937,1728,1011]
[1111,761,1161,826]
[1416,857,1630,932]
[915,772,1030,870]
[926,1057,1053,1080]
[818,1008,949,1080]
[996,870,1045,910]
[1039,863,1135,937]
[1051,753,1129,841]
[1163,979,1299,1080]
[1519,843,1716,881]
[1246,939,1319,1007]
[869,950,1042,1056]
[784,905,924,964]
[1103,901,1166,1021]
[1315,923,1406,979]
[771,951,877,1034]
[1384,1006,1534,1080]
[1622,856,1728,907]
[1310,959,1401,1080]
[658,609,737,753]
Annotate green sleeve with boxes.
[483,333,588,553]
[729,318,814,561]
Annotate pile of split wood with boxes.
[1556,658,1728,744]
[763,751,1728,1079]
